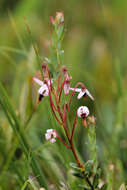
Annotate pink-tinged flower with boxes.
[64,76,72,95]
[33,77,53,101]
[61,65,68,77]
[70,87,94,101]
[50,12,64,26]
[45,129,57,143]
[77,106,89,118]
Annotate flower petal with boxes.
[50,138,56,143]
[45,133,51,140]
[38,85,49,96]
[85,89,94,101]
[47,129,53,133]
[64,84,70,95]
[33,77,44,86]
[77,90,85,99]
[38,86,44,94]
[69,88,81,92]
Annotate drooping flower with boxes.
[61,66,72,95]
[45,129,57,143]
[70,87,94,100]
[64,75,72,95]
[33,77,52,101]
[77,106,89,118]
[77,106,90,127]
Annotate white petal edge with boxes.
[85,89,94,101]
[69,88,81,92]
[33,77,44,86]
[47,129,53,133]
[77,91,85,99]
[45,133,51,140]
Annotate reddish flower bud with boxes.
[55,12,64,24]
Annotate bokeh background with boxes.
[0,0,127,189]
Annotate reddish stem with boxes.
[70,142,83,168]
[58,79,65,103]
[63,103,67,122]
[70,113,77,141]
[57,136,70,149]
[47,66,52,89]
[57,105,64,122]
[47,83,62,125]
[67,82,85,112]
[56,74,61,96]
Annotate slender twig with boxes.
[57,105,64,122]
[67,82,85,112]
[47,83,62,125]
[57,74,61,96]
[58,79,65,103]
[57,136,70,149]
[70,113,77,141]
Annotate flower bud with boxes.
[55,12,64,24]
[88,115,96,125]
[42,61,48,79]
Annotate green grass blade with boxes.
[0,82,48,188]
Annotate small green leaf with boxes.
[69,162,80,170]
[85,160,94,173]
[93,174,99,188]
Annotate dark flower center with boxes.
[39,94,44,101]
[81,113,86,119]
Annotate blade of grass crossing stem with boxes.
[0,82,48,188]
[8,11,26,51]
[21,180,29,190]
[25,21,43,77]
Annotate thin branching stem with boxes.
[70,113,77,141]
[67,82,85,112]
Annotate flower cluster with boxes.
[33,61,94,142]
[33,12,94,173]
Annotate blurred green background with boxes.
[0,0,127,189]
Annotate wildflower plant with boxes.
[32,12,104,189]
[0,11,126,190]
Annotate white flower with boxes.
[33,77,53,98]
[45,129,57,143]
[69,87,94,100]
[38,84,49,97]
[77,106,89,118]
